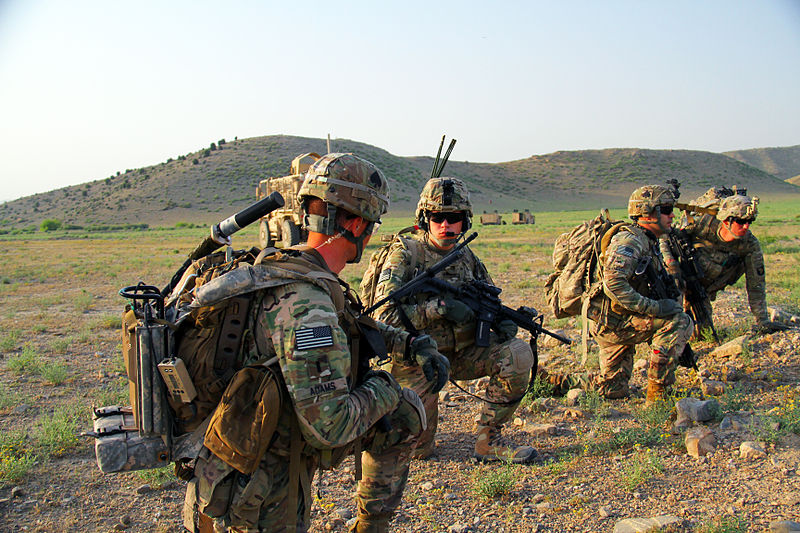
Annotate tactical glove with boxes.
[407,335,450,393]
[654,299,682,317]
[496,319,518,341]
[437,297,475,323]
[753,320,791,334]
[370,388,428,451]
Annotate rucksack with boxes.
[544,210,626,319]
[360,226,420,311]
[93,246,345,474]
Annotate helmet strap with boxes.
[303,203,339,235]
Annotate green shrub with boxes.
[471,460,519,499]
[7,345,43,375]
[620,446,663,491]
[35,406,80,456]
[40,219,62,231]
[136,465,176,487]
[697,515,748,533]
[40,362,69,385]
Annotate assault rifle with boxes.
[665,229,719,343]
[635,252,699,369]
[362,231,570,347]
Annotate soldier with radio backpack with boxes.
[542,185,695,404]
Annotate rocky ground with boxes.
[0,237,799,532]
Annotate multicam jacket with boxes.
[683,215,768,323]
[368,230,491,355]
[594,224,672,320]
[240,247,409,456]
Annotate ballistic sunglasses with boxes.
[429,212,464,224]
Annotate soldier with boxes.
[361,177,537,464]
[183,153,449,533]
[678,194,788,334]
[544,185,695,404]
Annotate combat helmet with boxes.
[716,194,759,223]
[627,185,675,220]
[415,177,473,231]
[298,153,389,262]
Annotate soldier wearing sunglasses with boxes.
[679,194,788,334]
[361,177,537,466]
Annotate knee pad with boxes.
[507,338,534,374]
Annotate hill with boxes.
[1,135,797,229]
[724,144,800,181]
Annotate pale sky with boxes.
[1,0,799,202]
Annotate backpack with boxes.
[360,226,420,311]
[94,246,345,474]
[544,210,626,319]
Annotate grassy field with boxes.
[0,199,798,531]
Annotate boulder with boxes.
[709,335,748,358]
[701,379,726,396]
[739,441,766,460]
[613,515,682,533]
[675,397,719,430]
[685,426,716,458]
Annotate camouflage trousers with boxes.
[387,335,533,453]
[184,425,415,532]
[590,312,694,398]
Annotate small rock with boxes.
[722,365,741,382]
[720,415,745,432]
[444,492,458,501]
[599,505,614,518]
[439,390,451,401]
[120,516,131,525]
[541,329,573,348]
[333,507,352,520]
[769,520,800,532]
[633,358,648,372]
[739,441,766,460]
[136,484,152,494]
[526,423,557,437]
[421,481,435,491]
[710,335,748,358]
[613,515,682,533]
[782,492,800,506]
[11,486,24,498]
[701,379,725,396]
[528,397,557,412]
[532,493,546,503]
[535,501,553,511]
[12,404,29,415]
[513,417,525,427]
[565,388,585,406]
[675,397,719,429]
[113,524,127,531]
[561,407,589,419]
[448,524,469,533]
[685,426,717,458]
[522,506,533,515]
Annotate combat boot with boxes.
[474,425,537,464]
[411,441,435,460]
[645,380,666,406]
[349,516,390,533]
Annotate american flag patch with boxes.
[378,268,392,284]
[295,326,334,350]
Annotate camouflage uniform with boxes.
[183,154,426,533]
[680,195,770,329]
[372,230,533,445]
[586,224,694,397]
[362,178,534,463]
[551,186,694,400]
